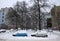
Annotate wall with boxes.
[51,6,60,30]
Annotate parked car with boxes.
[0,29,6,33]
[31,31,48,37]
[13,33,27,36]
[12,30,28,37]
[31,33,48,37]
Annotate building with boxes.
[0,9,5,24]
[0,8,8,29]
[0,8,13,29]
[51,6,60,30]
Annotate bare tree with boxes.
[14,1,28,29]
[30,0,50,30]
[6,7,20,29]
[6,0,50,30]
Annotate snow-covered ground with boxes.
[53,30,60,34]
[0,29,59,41]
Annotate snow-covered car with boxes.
[12,30,28,37]
[0,29,6,33]
[31,33,48,37]
[31,30,48,37]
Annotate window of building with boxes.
[2,20,4,22]
[2,16,4,18]
[3,13,4,15]
[12,19,14,21]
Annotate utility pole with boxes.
[37,0,41,30]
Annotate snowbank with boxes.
[53,31,60,34]
[0,30,58,41]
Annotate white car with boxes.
[0,29,6,33]
[31,30,48,37]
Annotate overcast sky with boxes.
[0,0,60,9]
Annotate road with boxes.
[52,31,60,41]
